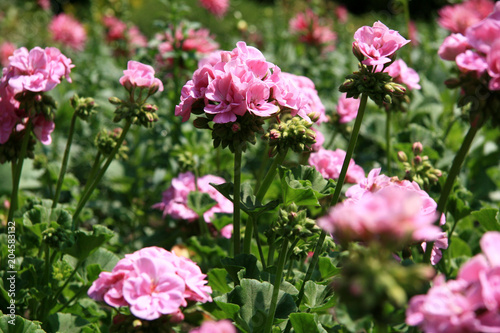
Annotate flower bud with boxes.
[109,96,122,105]
[193,117,211,129]
[412,142,423,155]
[397,151,408,162]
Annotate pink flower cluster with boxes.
[308,148,365,184]
[190,319,236,333]
[0,42,16,67]
[102,15,148,56]
[407,232,500,332]
[384,59,421,90]
[317,168,447,262]
[49,13,87,51]
[438,0,495,34]
[353,21,410,67]
[154,24,219,73]
[289,9,337,52]
[120,60,164,93]
[88,246,212,321]
[336,93,360,123]
[438,2,500,91]
[176,41,316,124]
[198,0,230,18]
[0,46,73,144]
[152,172,233,223]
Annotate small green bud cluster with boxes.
[205,112,265,153]
[109,96,159,128]
[269,203,321,241]
[397,142,442,190]
[110,313,175,333]
[42,223,75,250]
[95,128,129,160]
[16,91,57,120]
[263,116,316,157]
[70,94,98,121]
[339,64,406,107]
[333,244,434,323]
[0,129,36,164]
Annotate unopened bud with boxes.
[352,42,365,62]
[231,122,241,133]
[412,142,423,155]
[413,155,422,165]
[109,96,122,105]
[397,151,408,162]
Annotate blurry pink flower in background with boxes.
[289,9,337,52]
[310,127,325,152]
[49,14,87,51]
[31,115,55,145]
[0,42,16,67]
[456,50,488,76]
[408,21,420,46]
[127,26,148,49]
[438,33,470,61]
[102,15,148,57]
[88,246,212,321]
[37,0,50,10]
[0,93,19,144]
[199,0,230,18]
[308,148,365,183]
[190,320,236,333]
[335,5,349,24]
[336,93,359,123]
[197,174,233,222]
[407,232,500,333]
[220,224,233,239]
[487,41,500,90]
[438,0,495,34]
[353,21,410,66]
[102,15,128,41]
[384,59,421,90]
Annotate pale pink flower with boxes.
[204,72,247,123]
[384,59,421,90]
[31,115,55,145]
[49,14,87,51]
[456,50,488,76]
[487,41,500,90]
[220,224,233,239]
[465,2,500,55]
[0,42,16,67]
[281,73,327,123]
[353,21,410,66]
[197,174,233,223]
[199,0,229,18]
[245,80,279,117]
[438,0,495,34]
[336,93,359,123]
[88,246,212,321]
[308,148,365,184]
[438,33,470,61]
[310,127,325,152]
[119,60,164,93]
[190,320,236,333]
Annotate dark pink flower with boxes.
[119,60,164,93]
[220,224,233,239]
[0,92,19,144]
[465,2,500,55]
[308,148,364,183]
[199,0,229,18]
[336,93,359,123]
[190,320,236,333]
[353,21,410,66]
[438,0,495,34]
[49,14,87,51]
[456,50,488,76]
[384,59,421,90]
[102,15,128,41]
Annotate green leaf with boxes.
[49,208,73,229]
[85,247,121,276]
[211,182,279,216]
[208,268,232,294]
[187,191,217,216]
[289,313,321,333]
[46,313,92,333]
[448,236,472,258]
[472,208,500,232]
[279,165,335,206]
[62,225,114,261]
[221,254,261,284]
[318,256,340,281]
[0,314,46,333]
[301,281,336,313]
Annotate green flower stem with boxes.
[233,144,243,256]
[80,151,102,199]
[253,217,267,270]
[8,121,33,222]
[52,113,78,209]
[423,119,482,263]
[386,108,392,175]
[72,120,132,228]
[243,149,288,254]
[294,93,368,312]
[267,231,276,267]
[263,238,289,333]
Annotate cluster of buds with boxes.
[267,203,321,243]
[0,129,36,164]
[397,142,442,191]
[263,116,316,157]
[339,65,407,107]
[195,112,266,153]
[333,244,434,324]
[16,91,58,120]
[109,97,159,128]
[95,128,129,160]
[70,94,98,121]
[42,223,75,250]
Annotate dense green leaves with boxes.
[278,166,335,206]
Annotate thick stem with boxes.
[243,149,288,254]
[386,108,392,175]
[72,120,132,228]
[8,122,33,222]
[423,120,482,262]
[233,144,243,256]
[296,93,368,310]
[52,113,78,209]
[263,238,288,333]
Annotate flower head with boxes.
[198,0,229,18]
[49,14,87,51]
[119,60,164,93]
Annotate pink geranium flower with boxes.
[456,50,488,76]
[384,59,421,90]
[49,14,87,51]
[336,93,359,123]
[199,0,229,18]
[289,9,337,52]
[353,21,410,66]
[438,33,470,61]
[308,148,365,183]
[438,0,495,34]
[190,320,237,333]
[487,41,500,90]
[119,60,164,93]
[0,42,16,67]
